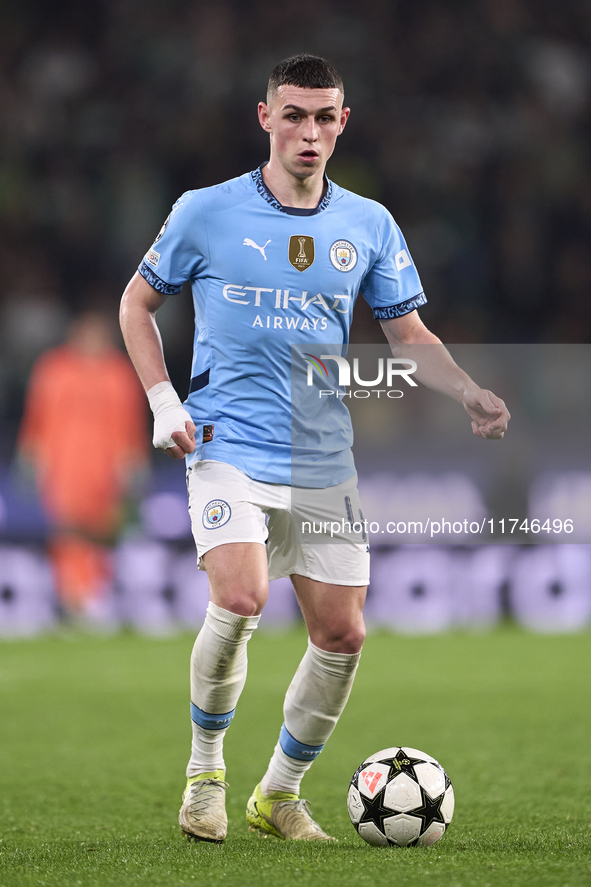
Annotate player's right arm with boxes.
[120,271,195,460]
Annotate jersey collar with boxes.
[251,163,333,216]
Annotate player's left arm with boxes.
[380,310,510,440]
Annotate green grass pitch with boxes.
[1,626,590,887]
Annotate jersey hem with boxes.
[185,454,357,490]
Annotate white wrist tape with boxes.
[147,381,193,450]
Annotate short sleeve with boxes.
[361,209,427,320]
[138,191,207,295]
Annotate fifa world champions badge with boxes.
[202,499,232,529]
[289,235,315,271]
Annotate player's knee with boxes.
[214,586,268,617]
[338,625,366,654]
[314,621,366,655]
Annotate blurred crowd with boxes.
[2,0,591,457]
[1,0,591,625]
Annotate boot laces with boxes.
[186,779,228,818]
[274,798,325,836]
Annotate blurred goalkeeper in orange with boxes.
[18,310,148,620]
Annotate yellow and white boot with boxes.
[179,771,228,843]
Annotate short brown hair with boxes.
[267,54,344,103]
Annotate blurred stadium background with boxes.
[2,0,591,635]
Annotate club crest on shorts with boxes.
[289,235,315,271]
[330,240,358,272]
[202,499,232,529]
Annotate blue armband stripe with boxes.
[190,702,236,731]
[279,723,325,761]
[372,292,427,320]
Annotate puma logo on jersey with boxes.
[243,238,271,260]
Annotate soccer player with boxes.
[120,54,509,843]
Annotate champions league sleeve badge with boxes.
[153,213,170,244]
[202,499,232,529]
[330,240,358,272]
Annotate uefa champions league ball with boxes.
[347,747,454,847]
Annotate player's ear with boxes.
[258,102,272,133]
[338,106,350,135]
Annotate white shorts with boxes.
[187,460,370,587]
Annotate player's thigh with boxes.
[203,542,269,616]
[291,574,367,654]
[187,460,270,615]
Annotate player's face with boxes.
[258,85,350,179]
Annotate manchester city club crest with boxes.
[330,240,358,272]
[202,499,232,529]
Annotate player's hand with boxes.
[463,388,510,439]
[166,420,197,459]
[148,381,197,457]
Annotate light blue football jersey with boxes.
[138,166,426,486]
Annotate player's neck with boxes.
[262,160,326,210]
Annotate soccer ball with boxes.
[347,746,454,847]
